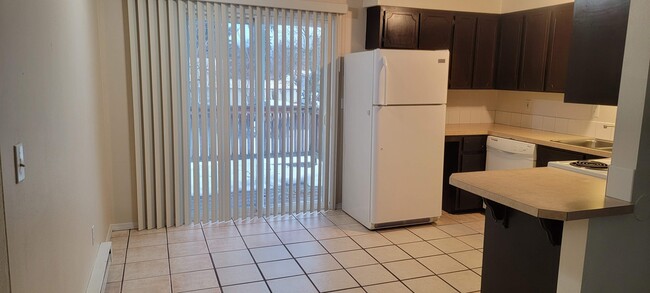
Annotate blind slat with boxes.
[280,9,287,215]
[254,6,264,218]
[158,1,174,226]
[273,8,280,216]
[288,10,296,215]
[197,2,209,223]
[188,1,200,224]
[238,5,248,220]
[169,0,183,225]
[264,7,271,217]
[207,3,218,221]
[296,10,304,214]
[217,3,231,221]
[138,0,155,229]
[127,0,146,229]
[230,4,240,220]
[179,1,191,225]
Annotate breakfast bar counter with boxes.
[449,168,633,293]
[449,167,633,221]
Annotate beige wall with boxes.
[363,0,502,13]
[501,0,573,13]
[0,0,113,292]
[0,158,9,292]
[98,0,137,224]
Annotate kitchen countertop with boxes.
[445,123,612,157]
[449,167,633,221]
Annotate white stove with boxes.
[547,158,611,179]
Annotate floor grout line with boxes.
[113,211,485,293]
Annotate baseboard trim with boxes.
[86,242,111,293]
[106,222,137,241]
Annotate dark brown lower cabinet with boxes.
[443,136,486,214]
[482,200,563,293]
[536,145,604,167]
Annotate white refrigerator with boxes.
[342,49,449,230]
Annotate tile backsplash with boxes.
[446,90,617,141]
[446,90,497,124]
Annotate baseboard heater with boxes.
[86,242,112,293]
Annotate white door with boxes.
[370,105,445,224]
[374,49,449,106]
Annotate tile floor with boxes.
[106,210,485,293]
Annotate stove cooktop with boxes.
[547,158,611,179]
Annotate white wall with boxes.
[0,0,113,292]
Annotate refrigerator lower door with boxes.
[370,105,445,228]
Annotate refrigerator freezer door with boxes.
[370,105,445,225]
[375,49,449,106]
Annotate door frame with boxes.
[0,153,11,293]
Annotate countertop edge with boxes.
[445,124,612,157]
[449,175,545,219]
[449,170,634,221]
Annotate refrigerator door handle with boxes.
[379,56,388,106]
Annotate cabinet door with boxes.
[472,15,500,89]
[565,0,630,106]
[519,8,551,91]
[418,11,453,50]
[442,139,462,213]
[461,152,486,172]
[365,6,383,50]
[458,153,486,211]
[383,10,420,49]
[496,13,524,90]
[449,14,477,89]
[544,4,574,92]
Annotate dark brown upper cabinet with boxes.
[383,9,420,49]
[496,12,524,90]
[449,13,499,89]
[418,11,453,50]
[449,14,478,89]
[472,14,500,89]
[545,3,574,92]
[365,7,420,50]
[519,7,551,91]
[565,0,630,106]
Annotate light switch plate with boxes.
[14,143,25,183]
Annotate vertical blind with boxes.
[128,0,340,229]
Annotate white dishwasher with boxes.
[486,136,536,170]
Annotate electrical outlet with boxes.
[14,143,25,183]
[91,225,95,246]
